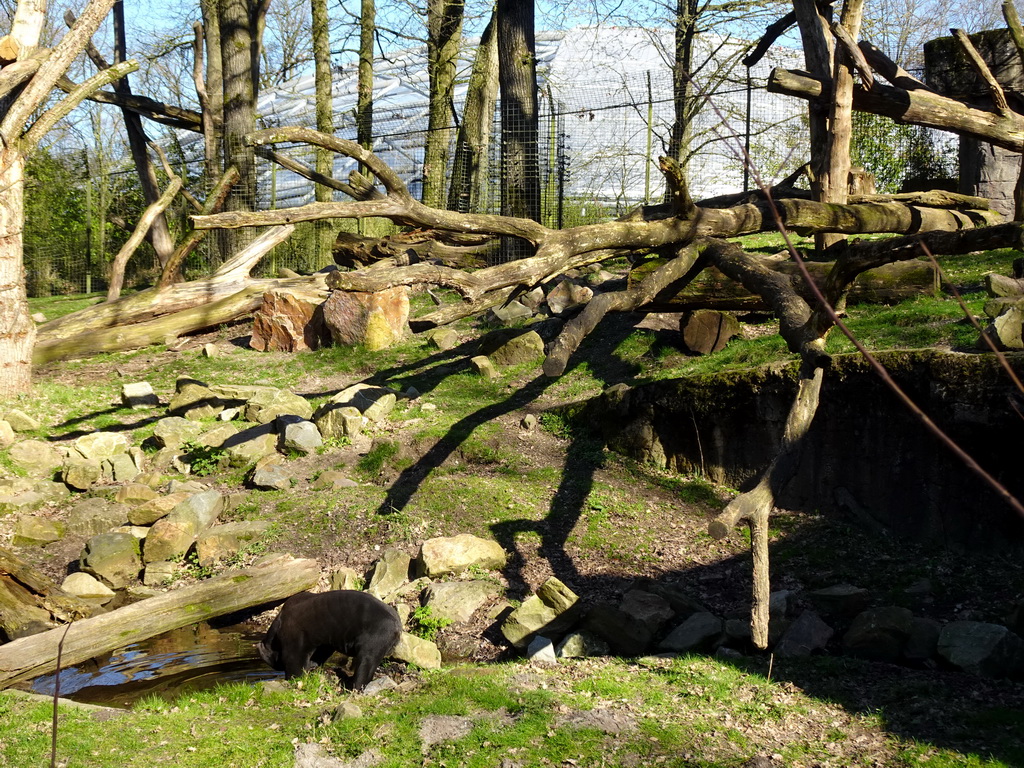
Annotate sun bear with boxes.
[257,590,402,690]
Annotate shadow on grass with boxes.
[707,651,1024,766]
[369,314,643,530]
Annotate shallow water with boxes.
[26,622,282,708]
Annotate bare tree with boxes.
[421,0,464,208]
[312,0,334,265]
[497,0,541,259]
[0,0,125,398]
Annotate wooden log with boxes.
[632,258,937,311]
[36,225,295,344]
[768,66,1024,154]
[326,262,487,301]
[250,287,330,352]
[544,245,705,377]
[0,547,97,640]
[411,286,517,331]
[333,230,490,269]
[0,35,24,64]
[682,309,742,355]
[55,74,203,132]
[0,49,47,101]
[35,284,282,364]
[0,555,319,690]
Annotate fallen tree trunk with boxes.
[634,258,938,312]
[333,230,490,269]
[0,554,319,690]
[35,276,326,364]
[36,224,295,345]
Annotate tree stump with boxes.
[250,288,330,352]
[682,310,742,355]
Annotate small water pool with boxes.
[23,622,281,708]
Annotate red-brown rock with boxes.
[250,290,329,352]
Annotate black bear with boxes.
[257,590,402,690]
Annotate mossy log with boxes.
[333,230,490,269]
[631,258,938,311]
[37,225,295,345]
[32,226,331,364]
[0,555,319,690]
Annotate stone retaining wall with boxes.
[572,350,1024,550]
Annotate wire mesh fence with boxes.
[23,40,960,298]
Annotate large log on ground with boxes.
[682,310,742,354]
[35,225,295,344]
[0,554,319,690]
[632,258,938,311]
[34,286,267,364]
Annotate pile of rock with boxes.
[339,533,510,669]
[500,577,1024,680]
[0,377,406,524]
[980,263,1024,349]
[147,377,407,485]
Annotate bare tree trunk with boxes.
[497,0,540,261]
[356,0,374,158]
[0,149,34,398]
[111,0,176,267]
[818,0,865,253]
[199,1,224,184]
[448,13,498,212]
[792,0,834,254]
[422,0,463,208]
[219,0,262,255]
[312,0,334,266]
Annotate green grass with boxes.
[10,244,1024,768]
[356,439,401,477]
[4,655,1016,768]
[28,293,105,321]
